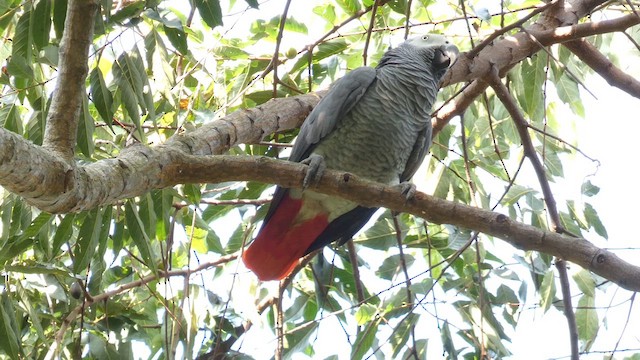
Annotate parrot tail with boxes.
[242,194,329,281]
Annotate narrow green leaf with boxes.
[0,0,19,33]
[194,0,223,28]
[518,54,546,123]
[441,321,457,358]
[391,313,418,358]
[77,94,95,157]
[539,270,555,313]
[12,10,32,60]
[52,0,67,39]
[576,294,598,349]
[24,212,52,238]
[0,293,21,359]
[51,213,75,258]
[0,104,19,131]
[109,1,144,24]
[73,208,104,273]
[125,200,157,273]
[5,262,70,276]
[113,53,142,133]
[351,317,379,360]
[290,39,348,74]
[89,67,114,125]
[32,0,52,51]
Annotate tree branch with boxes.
[43,0,98,162]
[158,154,640,292]
[563,38,640,99]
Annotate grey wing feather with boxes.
[263,67,376,225]
[400,124,432,182]
[289,67,377,162]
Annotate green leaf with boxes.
[244,0,259,8]
[73,208,105,273]
[0,1,19,34]
[194,0,223,28]
[388,0,408,15]
[441,321,457,358]
[290,39,348,74]
[163,18,188,55]
[584,202,608,239]
[351,317,379,360]
[376,254,415,280]
[12,10,32,60]
[0,293,21,359]
[572,269,596,297]
[391,313,418,358]
[125,200,157,273]
[77,93,95,157]
[109,1,144,24]
[581,180,600,197]
[336,0,361,14]
[354,303,377,325]
[32,0,52,51]
[576,294,598,349]
[23,212,52,238]
[213,45,249,60]
[518,54,546,123]
[6,55,35,80]
[539,270,555,313]
[502,184,536,207]
[51,213,75,258]
[89,67,114,126]
[52,0,67,39]
[113,53,142,134]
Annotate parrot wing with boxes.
[289,67,377,162]
[400,124,433,182]
[263,67,377,225]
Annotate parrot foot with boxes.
[301,154,326,189]
[396,181,417,201]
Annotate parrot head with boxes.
[405,34,459,71]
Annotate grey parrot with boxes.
[243,34,459,281]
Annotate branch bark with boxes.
[564,37,640,98]
[160,154,640,292]
[43,0,99,162]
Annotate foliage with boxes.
[0,0,638,359]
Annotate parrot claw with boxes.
[301,154,326,189]
[397,182,417,201]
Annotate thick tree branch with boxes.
[0,92,324,212]
[43,0,98,162]
[158,154,640,292]
[563,38,640,99]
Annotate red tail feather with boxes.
[242,194,328,281]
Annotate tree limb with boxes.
[564,38,640,99]
[159,154,640,292]
[43,0,98,162]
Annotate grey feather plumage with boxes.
[264,34,458,252]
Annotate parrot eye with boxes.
[422,35,429,41]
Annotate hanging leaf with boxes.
[194,0,223,28]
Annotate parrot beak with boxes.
[434,43,459,70]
